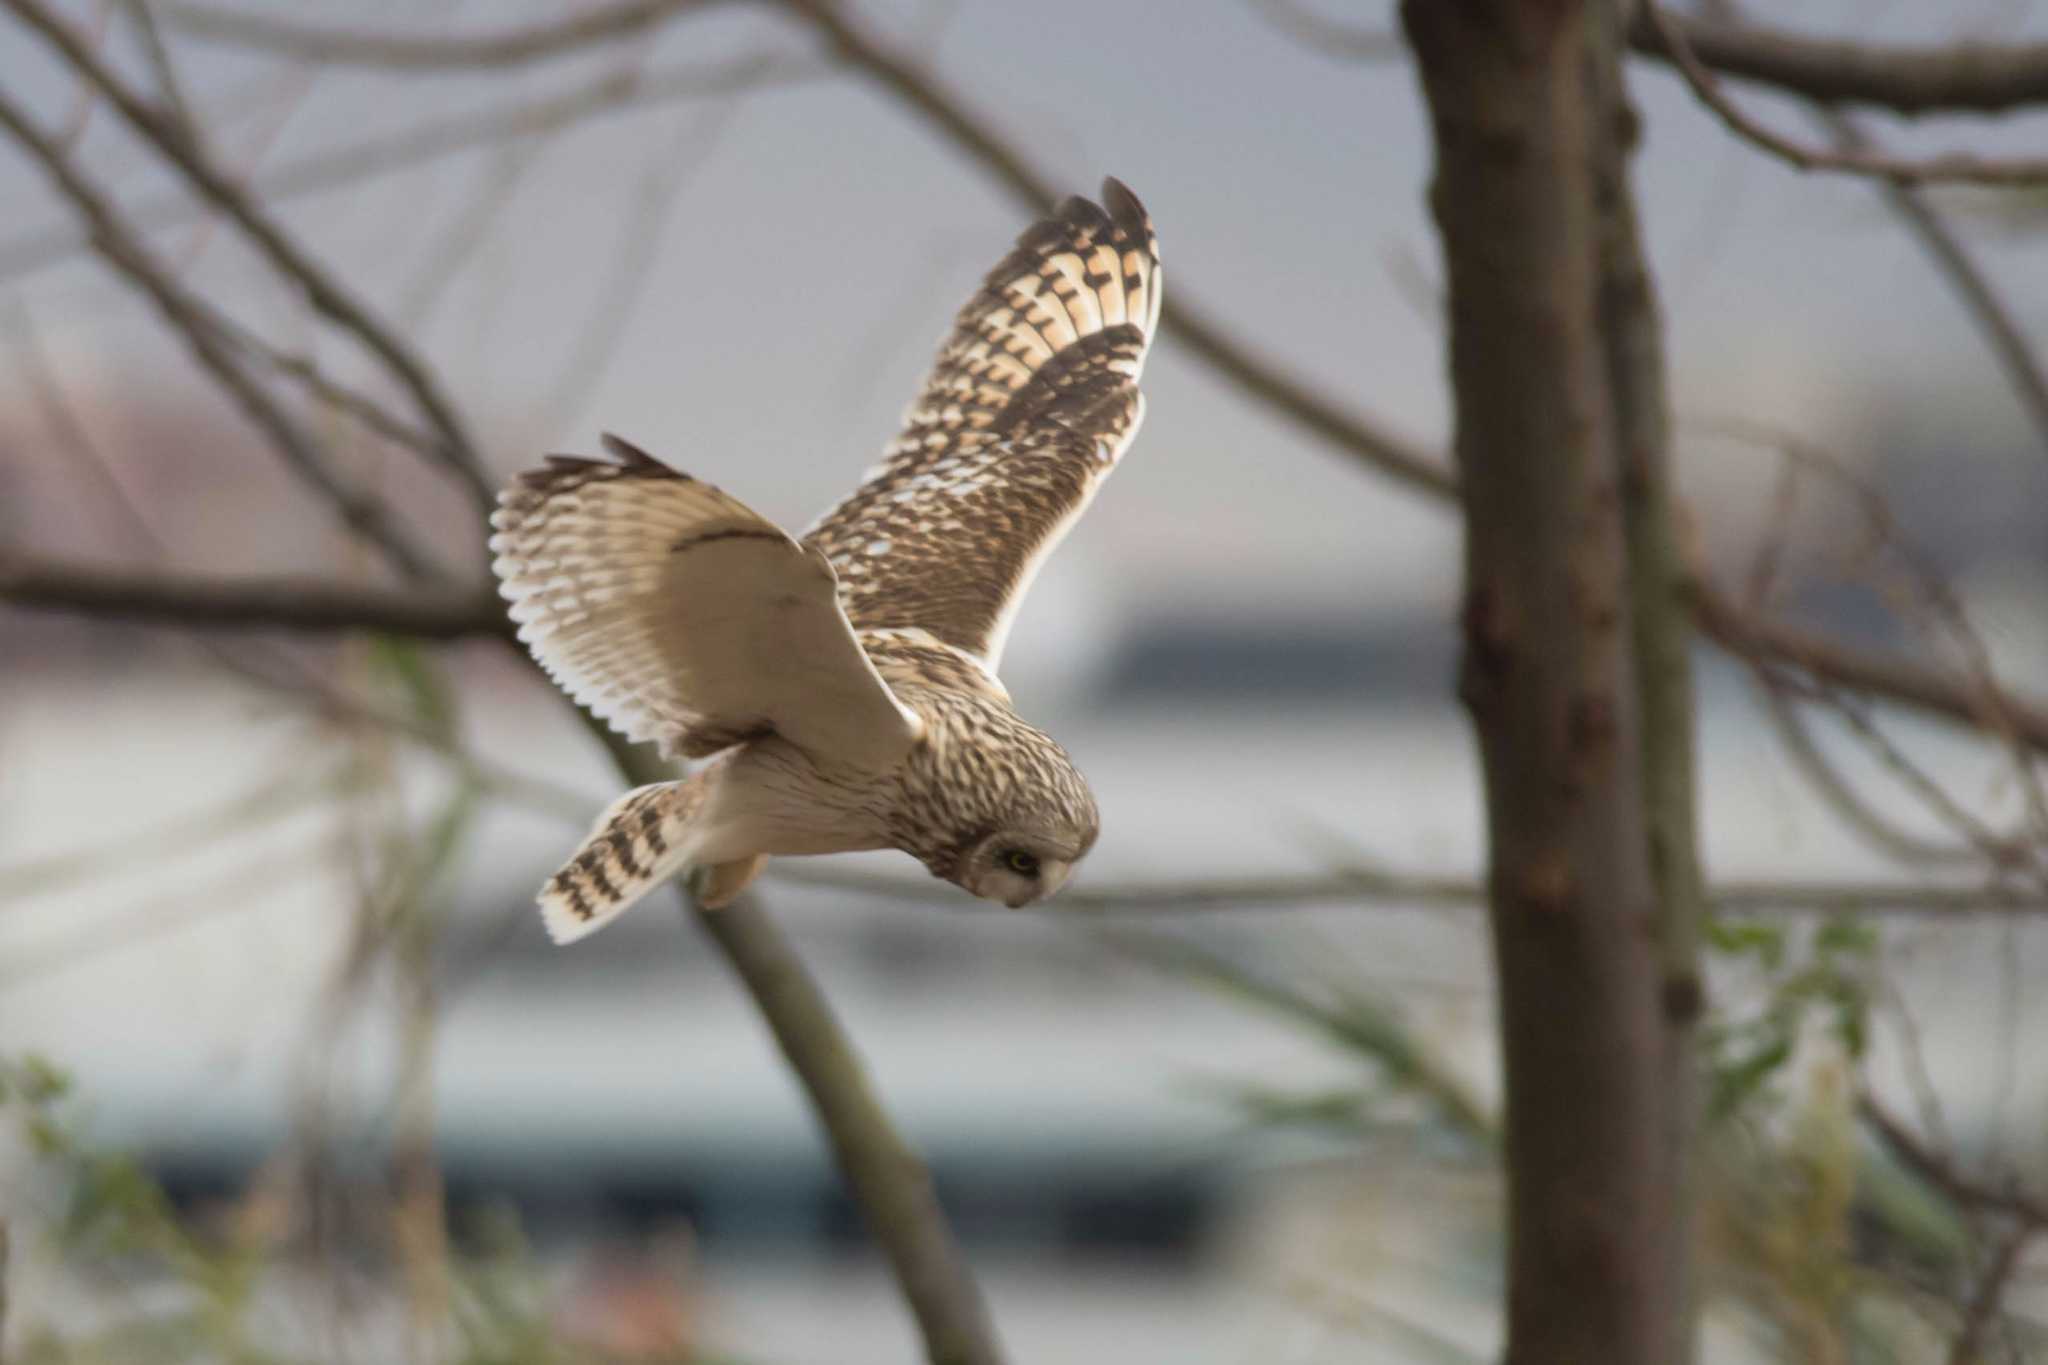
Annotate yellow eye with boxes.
[1003,850,1041,877]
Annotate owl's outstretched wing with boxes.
[491,435,923,770]
[803,178,1162,673]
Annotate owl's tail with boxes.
[536,775,764,945]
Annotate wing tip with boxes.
[1100,176,1145,227]
[599,432,675,473]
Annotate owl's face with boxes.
[953,826,1091,908]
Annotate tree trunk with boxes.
[1403,2,1679,1360]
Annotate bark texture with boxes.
[1404,2,1676,1360]
[1592,3,1708,1358]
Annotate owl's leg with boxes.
[536,777,703,945]
[690,855,768,909]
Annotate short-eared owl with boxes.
[491,180,1161,943]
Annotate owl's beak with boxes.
[1009,858,1073,908]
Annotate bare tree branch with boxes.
[771,861,2048,918]
[1692,581,2048,756]
[0,88,450,582]
[0,552,504,638]
[122,0,196,135]
[687,894,1005,1365]
[6,0,494,507]
[1647,6,2048,187]
[1245,0,1401,64]
[1630,8,2048,118]
[1860,1093,2048,1228]
[592,725,1006,1365]
[1756,684,1984,868]
[1817,113,2048,458]
[159,0,720,71]
[1948,1223,2035,1365]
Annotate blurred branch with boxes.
[160,0,719,70]
[0,553,504,638]
[1691,581,2048,756]
[1757,684,1983,868]
[1807,116,2048,457]
[769,861,2048,918]
[0,89,450,582]
[1629,9,2048,117]
[0,53,825,284]
[593,723,1004,1365]
[689,893,1005,1365]
[1860,1093,2048,1228]
[6,0,493,509]
[1246,0,1401,63]
[122,0,195,134]
[1948,1224,2034,1365]
[528,96,738,435]
[1647,7,2048,187]
[203,312,450,459]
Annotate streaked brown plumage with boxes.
[491,180,1159,943]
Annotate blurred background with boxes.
[3,1,2048,1360]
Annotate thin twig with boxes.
[0,552,503,637]
[1948,1223,2035,1365]
[0,88,449,582]
[1756,683,1982,868]
[122,0,195,135]
[1860,1093,2048,1228]
[1691,581,2048,757]
[1628,8,2048,118]
[1695,414,2048,826]
[7,0,494,507]
[161,0,721,70]
[1246,0,1401,63]
[529,93,740,435]
[1647,5,2048,187]
[1821,113,2048,458]
[206,311,451,461]
[0,53,826,284]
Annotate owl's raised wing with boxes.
[491,435,923,771]
[803,178,1161,673]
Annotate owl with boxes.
[490,179,1161,943]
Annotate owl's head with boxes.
[954,821,1094,908]
[913,709,1099,909]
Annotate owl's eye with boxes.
[1003,849,1041,878]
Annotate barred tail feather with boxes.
[538,780,698,945]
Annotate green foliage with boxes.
[1703,915,1878,1122]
